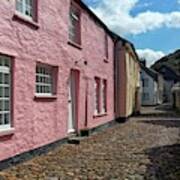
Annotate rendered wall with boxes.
[141,69,158,106]
[0,0,114,161]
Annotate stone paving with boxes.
[0,116,180,180]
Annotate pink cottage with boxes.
[0,0,115,165]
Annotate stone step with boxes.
[68,136,86,145]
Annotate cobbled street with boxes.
[1,115,180,180]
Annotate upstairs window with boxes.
[142,78,149,87]
[16,0,36,20]
[94,78,108,116]
[36,64,53,96]
[0,56,11,130]
[102,80,107,113]
[94,77,101,115]
[104,34,109,59]
[69,2,81,45]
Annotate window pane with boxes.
[36,85,40,93]
[4,100,10,111]
[16,0,23,13]
[102,80,106,113]
[4,59,10,67]
[0,60,3,66]
[0,114,3,125]
[36,65,53,94]
[16,0,34,18]
[0,87,3,97]
[4,87,10,97]
[69,5,80,44]
[0,100,3,111]
[44,86,49,93]
[36,75,39,83]
[0,56,11,128]
[94,78,100,114]
[4,74,10,84]
[4,113,10,125]
[0,73,3,84]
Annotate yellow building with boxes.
[125,48,141,117]
[114,36,140,121]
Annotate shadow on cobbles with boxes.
[155,104,173,111]
[139,120,180,128]
[144,144,180,180]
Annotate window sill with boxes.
[34,94,57,100]
[13,12,39,29]
[68,41,82,50]
[104,58,109,63]
[0,128,15,137]
[93,113,107,118]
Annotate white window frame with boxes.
[16,0,34,20]
[0,56,11,130]
[101,80,107,114]
[35,65,53,96]
[94,78,108,116]
[94,78,100,115]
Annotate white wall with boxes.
[141,69,158,106]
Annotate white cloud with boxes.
[177,0,180,4]
[137,49,165,66]
[90,0,180,35]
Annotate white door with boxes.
[68,71,77,133]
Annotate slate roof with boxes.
[76,0,139,62]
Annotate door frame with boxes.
[68,69,80,133]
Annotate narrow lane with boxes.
[0,112,180,179]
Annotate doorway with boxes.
[68,70,79,133]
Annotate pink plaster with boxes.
[0,0,115,161]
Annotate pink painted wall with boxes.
[0,0,115,161]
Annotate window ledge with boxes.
[0,128,15,137]
[68,41,82,50]
[13,12,39,29]
[93,113,107,118]
[104,58,109,63]
[34,94,57,100]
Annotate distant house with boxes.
[172,83,180,110]
[140,62,164,106]
[114,35,141,121]
[156,65,180,102]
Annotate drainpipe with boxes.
[84,77,89,128]
[113,38,119,118]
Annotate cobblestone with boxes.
[1,116,180,180]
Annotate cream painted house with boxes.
[125,47,141,117]
[114,35,141,121]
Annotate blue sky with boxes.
[83,0,180,66]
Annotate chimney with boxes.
[140,58,146,67]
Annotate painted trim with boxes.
[13,12,39,29]
[68,41,82,50]
[34,95,57,100]
[0,128,15,137]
